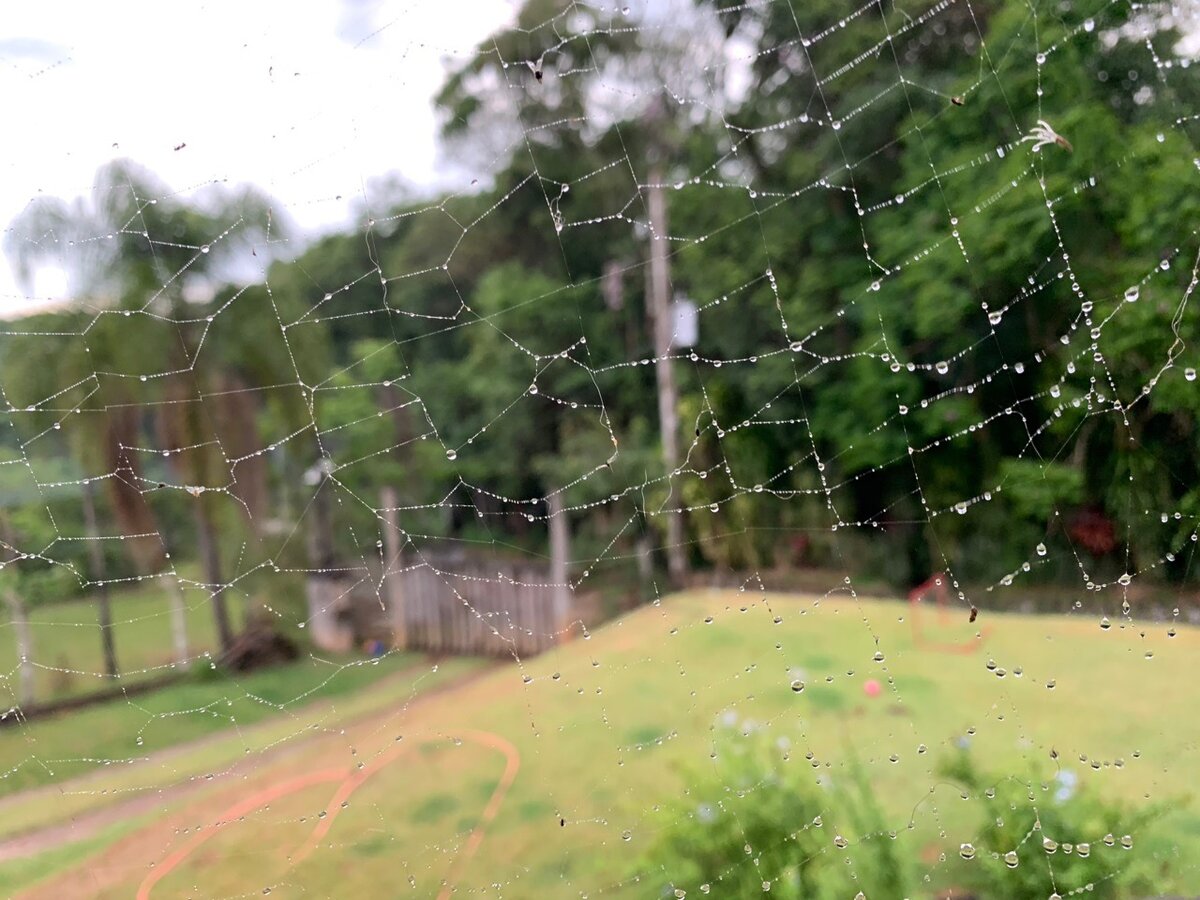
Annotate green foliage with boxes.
[5,0,1200,601]
[643,729,917,899]
[999,458,1085,524]
[939,749,1175,899]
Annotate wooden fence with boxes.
[306,555,571,658]
[397,560,567,657]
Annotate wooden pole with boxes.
[548,492,570,635]
[3,588,35,707]
[165,574,191,670]
[380,485,406,650]
[647,165,687,585]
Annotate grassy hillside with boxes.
[6,590,1198,898]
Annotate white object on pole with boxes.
[671,297,698,348]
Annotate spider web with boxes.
[0,0,1199,897]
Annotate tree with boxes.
[4,160,286,653]
[435,0,741,578]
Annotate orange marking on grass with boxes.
[135,768,345,900]
[436,730,521,900]
[136,731,521,900]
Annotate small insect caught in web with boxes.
[173,142,187,152]
[951,96,965,107]
[968,605,978,624]
[1022,119,1072,153]
[525,57,546,83]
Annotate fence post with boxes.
[548,493,571,638]
[166,574,191,670]
[380,486,406,650]
[3,589,35,707]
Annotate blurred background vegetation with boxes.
[1,0,1198,678]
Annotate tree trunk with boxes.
[217,375,269,529]
[380,486,406,650]
[3,589,35,708]
[193,500,235,654]
[104,407,167,574]
[646,166,688,585]
[81,481,119,678]
[307,463,336,571]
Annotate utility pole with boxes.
[81,481,118,678]
[646,164,688,585]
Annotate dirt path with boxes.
[0,658,501,865]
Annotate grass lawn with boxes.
[0,647,471,800]
[5,589,1199,898]
[0,578,233,704]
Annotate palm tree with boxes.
[4,160,283,655]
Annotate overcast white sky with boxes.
[0,0,516,313]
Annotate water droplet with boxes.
[1124,286,1140,302]
[1043,836,1059,853]
[960,843,976,860]
[790,680,804,693]
[1036,542,1047,556]
[1120,834,1133,850]
[1004,850,1019,868]
[834,835,849,849]
[1100,616,1111,630]
[446,449,457,461]
[621,829,632,842]
[873,651,885,662]
[1185,367,1196,382]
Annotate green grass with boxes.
[4,590,1199,898]
[0,579,233,704]
[0,815,142,898]
[0,647,456,798]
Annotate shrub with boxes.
[939,749,1174,899]
[642,726,917,899]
